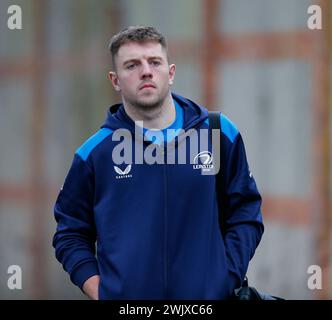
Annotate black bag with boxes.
[232,277,284,300]
[208,112,284,301]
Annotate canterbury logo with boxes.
[114,165,132,179]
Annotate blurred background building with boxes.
[0,0,331,299]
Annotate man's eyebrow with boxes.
[122,58,139,66]
[148,56,163,60]
[122,56,163,66]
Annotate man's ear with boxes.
[109,71,121,91]
[168,64,176,85]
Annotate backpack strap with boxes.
[208,115,275,296]
[208,112,227,238]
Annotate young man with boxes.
[52,26,264,300]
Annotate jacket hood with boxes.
[101,92,209,132]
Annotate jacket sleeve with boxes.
[223,133,264,291]
[52,154,99,289]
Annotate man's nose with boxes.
[140,62,153,78]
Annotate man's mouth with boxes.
[139,83,156,90]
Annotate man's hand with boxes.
[82,275,100,300]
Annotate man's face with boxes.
[109,41,176,109]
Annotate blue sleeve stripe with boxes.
[76,128,113,161]
[220,113,238,143]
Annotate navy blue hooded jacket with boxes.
[52,93,264,300]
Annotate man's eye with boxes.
[151,60,161,66]
[126,64,136,70]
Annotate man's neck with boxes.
[123,94,176,130]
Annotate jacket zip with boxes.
[162,148,168,298]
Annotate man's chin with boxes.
[135,96,161,109]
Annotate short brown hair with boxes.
[109,25,168,68]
